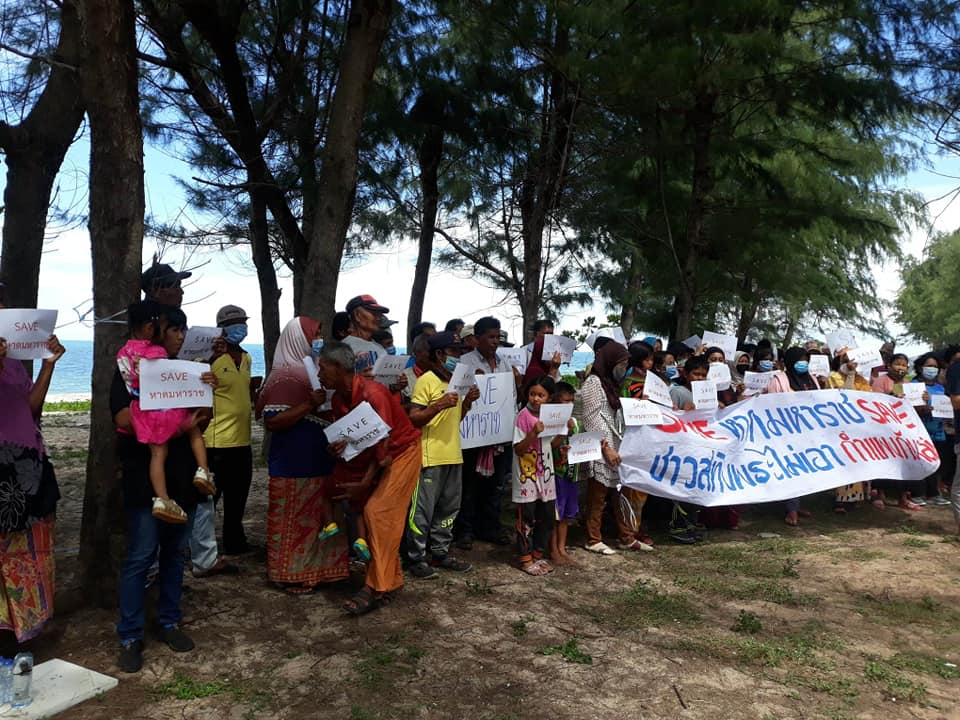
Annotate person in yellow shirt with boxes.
[206,305,256,555]
[404,332,479,579]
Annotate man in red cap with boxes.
[344,295,390,374]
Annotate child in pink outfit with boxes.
[118,302,214,523]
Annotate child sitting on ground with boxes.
[117,301,215,523]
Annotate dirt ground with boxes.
[25,411,960,720]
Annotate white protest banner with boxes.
[324,401,392,461]
[139,359,213,410]
[643,371,673,408]
[448,361,477,397]
[847,346,883,377]
[302,357,321,390]
[932,394,953,419]
[681,335,702,350]
[826,329,857,353]
[0,309,58,359]
[177,326,221,361]
[372,354,410,387]
[702,331,738,360]
[743,371,776,396]
[691,380,719,410]
[567,431,603,464]
[618,389,939,506]
[807,354,831,378]
[620,398,664,426]
[460,372,517,450]
[498,347,528,372]
[541,334,577,363]
[902,382,925,407]
[707,362,731,391]
[538,403,573,437]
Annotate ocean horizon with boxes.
[42,340,592,399]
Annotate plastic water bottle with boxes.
[0,657,12,704]
[10,652,32,707]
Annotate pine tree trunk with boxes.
[406,124,443,340]
[249,191,281,373]
[77,0,145,605]
[620,247,643,337]
[0,0,84,309]
[300,0,392,327]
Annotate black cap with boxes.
[141,263,191,292]
[428,331,469,352]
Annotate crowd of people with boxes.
[1,266,959,676]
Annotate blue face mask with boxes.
[922,366,939,380]
[664,365,679,379]
[759,360,774,372]
[224,323,248,345]
[793,361,809,375]
[443,356,458,373]
[311,339,324,358]
[386,347,397,356]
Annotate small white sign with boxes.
[139,359,213,410]
[0,308,58,359]
[932,394,953,419]
[372,354,410,386]
[643,371,673,408]
[302,356,321,390]
[807,354,831,378]
[902,382,925,406]
[498,347,528,372]
[448,361,477,397]
[177,326,221,361]
[743,371,776,395]
[620,397,664,426]
[324,400,392,461]
[541,334,577,363]
[567,431,603,464]
[691,380,719,410]
[538,403,574,437]
[846,346,884,378]
[707,362,731,390]
[702,331,738,361]
[826,329,857,353]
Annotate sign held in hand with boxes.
[932,394,953,419]
[538,403,574,437]
[139,359,213,410]
[620,398,664,426]
[807,354,831,378]
[541,334,577,363]
[707,362,731,390]
[448,361,477,397]
[178,326,221,361]
[0,308,58,360]
[567,431,603,464]
[701,331,737,361]
[691,380,719,410]
[372,354,410,387]
[901,382,925,407]
[642,371,673,408]
[324,401,392,461]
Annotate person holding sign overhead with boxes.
[0,317,64,648]
[405,332,479,579]
[255,317,349,595]
[318,341,422,615]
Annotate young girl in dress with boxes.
[513,376,569,576]
[117,302,214,523]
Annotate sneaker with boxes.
[909,496,927,507]
[318,522,340,541]
[192,467,216,496]
[431,556,473,572]
[929,496,951,506]
[669,527,699,544]
[118,639,144,673]
[157,624,195,653]
[407,561,438,580]
[353,538,371,562]
[152,497,188,524]
[584,542,616,555]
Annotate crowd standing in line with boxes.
[2,266,960,674]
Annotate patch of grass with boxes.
[350,706,380,720]
[886,523,921,535]
[511,615,535,638]
[789,675,859,698]
[43,399,91,412]
[859,592,960,628]
[864,658,927,702]
[674,574,820,607]
[885,652,960,679]
[49,446,88,464]
[152,674,232,700]
[465,577,493,596]
[903,537,933,548]
[612,580,702,627]
[732,610,762,634]
[781,559,800,577]
[538,638,592,665]
[355,637,425,689]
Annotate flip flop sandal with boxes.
[343,588,383,615]
[533,558,554,574]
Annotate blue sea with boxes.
[47,341,593,396]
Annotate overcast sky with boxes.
[11,132,960,355]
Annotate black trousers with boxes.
[516,500,555,558]
[209,445,253,554]
[455,446,511,541]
